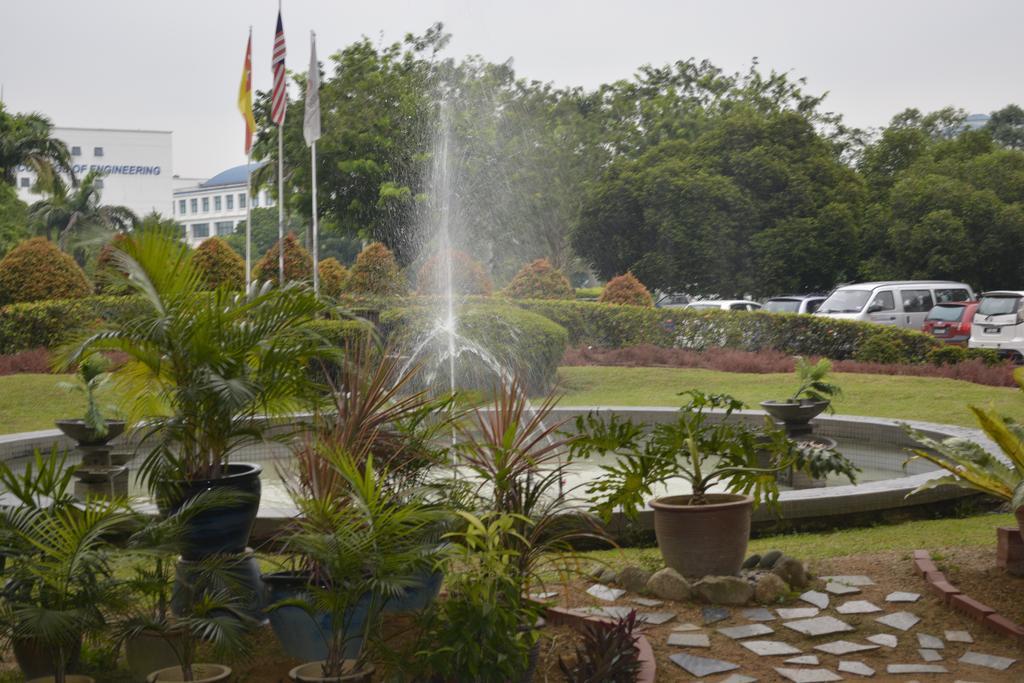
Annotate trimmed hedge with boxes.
[511,299,941,363]
[381,303,568,392]
[0,295,148,354]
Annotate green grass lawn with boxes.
[0,373,85,434]
[554,366,1024,427]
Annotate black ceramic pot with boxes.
[156,463,262,560]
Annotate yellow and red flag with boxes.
[237,30,256,154]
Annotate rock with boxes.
[758,550,784,568]
[772,556,809,589]
[692,576,754,606]
[616,566,653,594]
[754,572,789,604]
[742,554,762,570]
[646,567,691,602]
[597,567,617,584]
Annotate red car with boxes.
[922,301,979,345]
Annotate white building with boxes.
[14,127,173,217]
[172,163,275,247]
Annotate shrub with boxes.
[575,287,603,300]
[504,259,573,300]
[964,347,1001,366]
[559,611,642,683]
[853,334,909,364]
[317,257,348,298]
[343,242,408,296]
[0,347,52,375]
[417,250,492,296]
[0,237,91,305]
[381,303,567,392]
[0,295,149,354]
[192,236,245,290]
[927,344,967,366]
[253,231,312,283]
[598,272,652,307]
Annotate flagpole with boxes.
[311,139,319,295]
[245,151,252,290]
[277,126,284,286]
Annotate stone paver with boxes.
[785,655,820,665]
[919,648,943,662]
[586,584,625,601]
[837,660,875,677]
[836,600,882,614]
[866,633,898,648]
[703,606,731,624]
[669,652,739,677]
[813,640,880,655]
[673,622,701,632]
[636,611,675,625]
[632,597,663,607]
[945,630,973,643]
[597,606,634,619]
[783,615,855,637]
[825,581,860,595]
[774,667,843,682]
[742,607,776,621]
[886,664,948,674]
[718,623,774,640]
[777,607,819,619]
[822,574,875,586]
[917,633,943,649]
[885,591,921,603]
[740,639,802,656]
[529,591,558,600]
[959,650,1017,671]
[800,590,830,609]
[875,611,920,631]
[667,632,710,648]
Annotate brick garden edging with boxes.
[541,605,657,683]
[914,547,1024,644]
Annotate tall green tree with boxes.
[985,104,1024,150]
[29,170,137,256]
[0,182,29,257]
[0,103,73,192]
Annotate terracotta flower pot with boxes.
[289,661,374,683]
[147,664,232,683]
[649,494,753,577]
[1016,506,1024,544]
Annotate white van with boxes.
[816,281,974,329]
[968,291,1024,361]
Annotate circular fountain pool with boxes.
[0,408,986,532]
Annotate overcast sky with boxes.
[2,0,1021,178]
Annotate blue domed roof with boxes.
[200,162,265,188]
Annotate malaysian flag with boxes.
[270,9,287,126]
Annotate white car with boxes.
[685,299,762,312]
[969,291,1024,361]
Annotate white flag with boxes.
[303,31,321,146]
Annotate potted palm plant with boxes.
[571,391,853,577]
[55,353,124,447]
[268,444,444,682]
[60,230,333,560]
[0,448,133,683]
[904,368,1024,538]
[760,356,842,427]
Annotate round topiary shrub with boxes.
[599,272,653,307]
[504,259,573,300]
[0,237,92,305]
[343,242,408,296]
[417,250,492,296]
[193,236,245,290]
[318,257,348,298]
[253,232,312,283]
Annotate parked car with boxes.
[655,292,690,309]
[686,299,762,311]
[969,291,1024,361]
[816,280,974,329]
[763,294,827,315]
[922,301,979,345]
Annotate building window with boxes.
[192,223,210,239]
[202,197,209,212]
[214,196,222,211]
[226,194,234,210]
[252,195,259,208]
[94,147,104,157]
[190,198,198,214]
[215,221,234,236]
[19,177,30,188]
[239,193,246,209]
[71,146,81,156]
[178,199,186,215]
[181,225,188,239]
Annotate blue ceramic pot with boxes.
[156,463,262,560]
